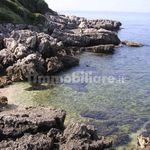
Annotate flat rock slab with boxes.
[0,107,66,140]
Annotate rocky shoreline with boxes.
[0,106,112,150]
[0,2,122,148]
[0,14,121,85]
[0,0,146,149]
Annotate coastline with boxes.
[0,0,149,149]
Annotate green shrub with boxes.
[0,0,54,24]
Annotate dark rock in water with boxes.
[88,121,119,137]
[129,118,149,133]
[81,111,109,120]
[60,121,112,150]
[46,57,64,74]
[0,96,8,106]
[122,41,144,47]
[114,134,131,146]
[60,55,79,68]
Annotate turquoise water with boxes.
[6,12,150,147]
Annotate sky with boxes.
[45,0,150,13]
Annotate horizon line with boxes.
[54,10,150,14]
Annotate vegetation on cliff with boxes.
[0,0,55,24]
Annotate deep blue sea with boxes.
[7,12,150,148]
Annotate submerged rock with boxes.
[81,111,109,120]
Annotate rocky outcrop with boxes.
[46,14,122,31]
[122,41,144,47]
[0,0,122,85]
[60,122,112,150]
[52,28,120,47]
[0,29,80,82]
[6,53,46,81]
[84,44,115,53]
[0,107,112,150]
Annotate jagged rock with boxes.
[0,96,8,106]
[60,55,79,68]
[37,32,62,58]
[26,35,37,48]
[38,37,56,58]
[85,44,115,53]
[87,19,122,31]
[4,38,18,51]
[46,57,64,74]
[0,49,16,68]
[13,44,31,59]
[10,30,36,44]
[0,107,66,140]
[60,122,112,150]
[122,41,144,47]
[6,53,46,81]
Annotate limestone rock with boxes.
[0,107,66,140]
[6,53,46,81]
[60,122,112,150]
[0,49,16,68]
[52,29,120,47]
[122,41,144,47]
[85,44,115,53]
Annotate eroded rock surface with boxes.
[0,107,112,150]
[0,9,121,85]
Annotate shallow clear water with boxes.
[5,12,150,148]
